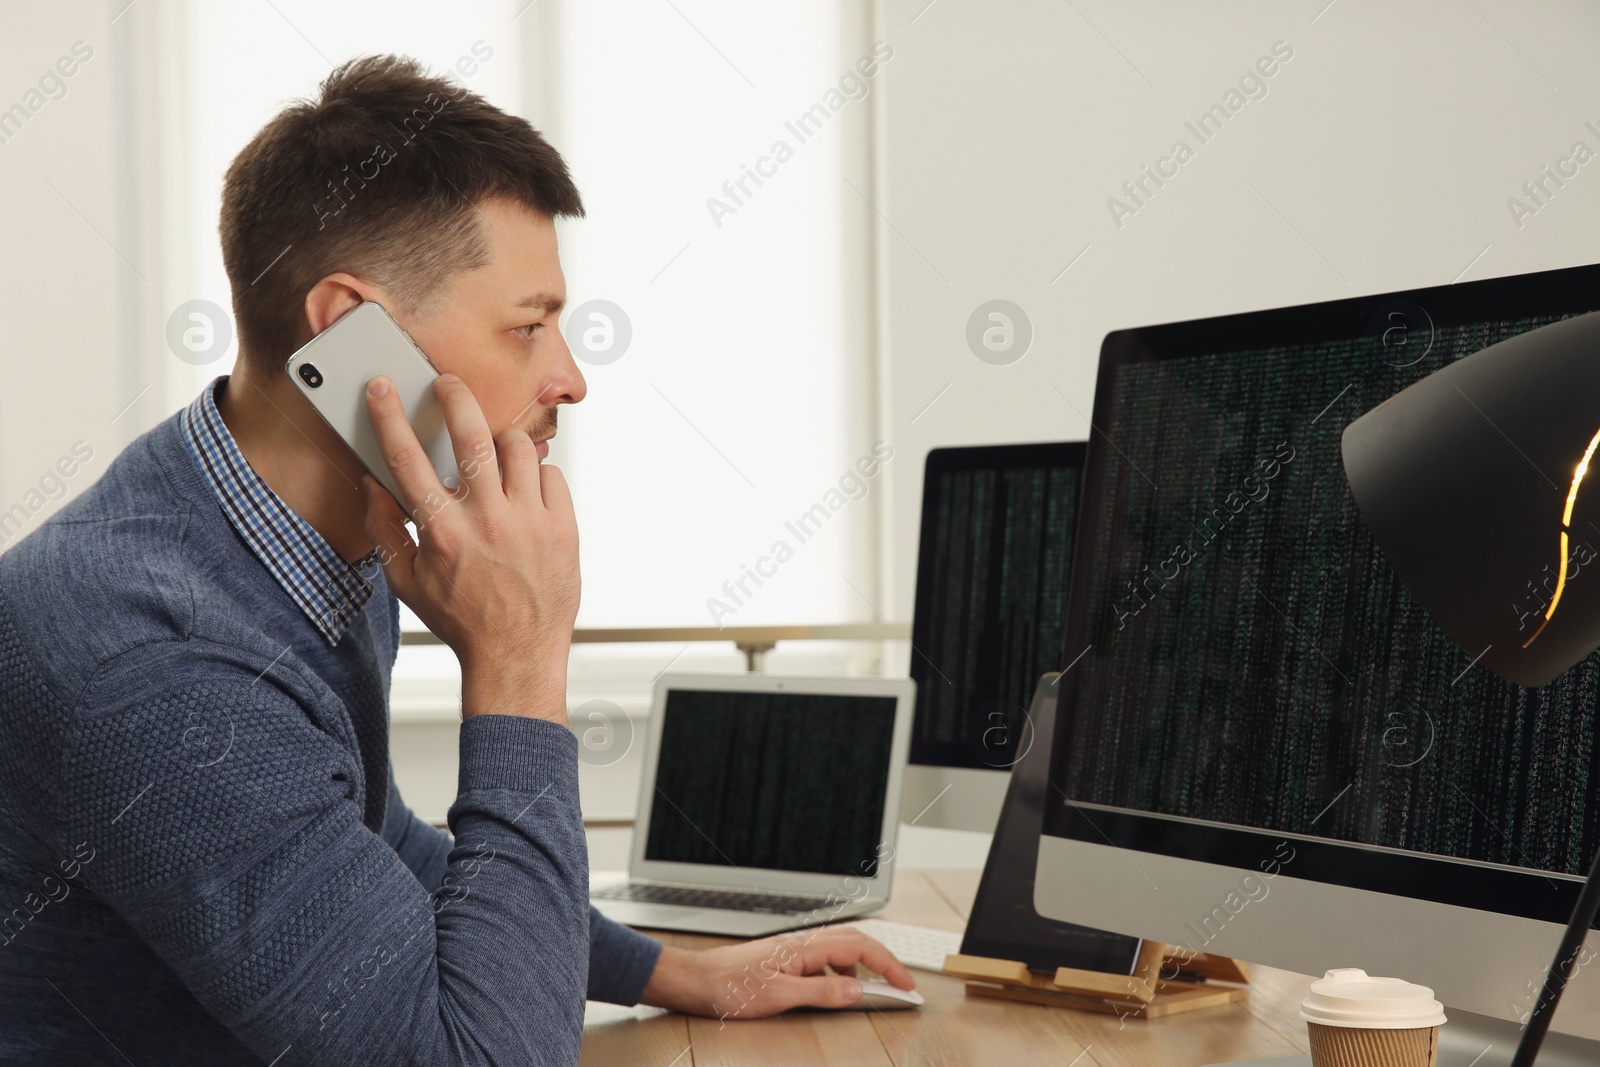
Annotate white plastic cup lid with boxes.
[1299,968,1448,1029]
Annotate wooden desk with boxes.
[582,869,1319,1065]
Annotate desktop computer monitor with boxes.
[901,443,1085,833]
[1034,261,1600,1063]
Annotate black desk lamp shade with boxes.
[1343,310,1600,689]
[1342,310,1600,1065]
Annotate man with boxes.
[0,54,912,1065]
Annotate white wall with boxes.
[874,0,1600,628]
[0,4,165,542]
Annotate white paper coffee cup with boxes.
[1300,968,1447,1067]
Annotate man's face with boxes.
[394,196,585,458]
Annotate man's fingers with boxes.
[497,428,541,502]
[768,972,862,1013]
[536,459,574,518]
[365,375,446,517]
[789,930,916,991]
[432,374,500,495]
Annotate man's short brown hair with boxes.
[219,53,583,375]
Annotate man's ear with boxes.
[302,273,382,337]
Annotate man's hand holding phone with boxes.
[362,373,576,725]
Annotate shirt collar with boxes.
[179,376,378,645]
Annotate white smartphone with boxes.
[285,300,460,518]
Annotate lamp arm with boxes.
[1510,834,1600,1067]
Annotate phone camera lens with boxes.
[298,363,323,389]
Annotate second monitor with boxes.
[902,442,1086,833]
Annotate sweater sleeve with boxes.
[382,767,453,893]
[379,763,663,1005]
[586,907,662,1005]
[60,641,591,1066]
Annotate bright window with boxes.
[173,2,884,715]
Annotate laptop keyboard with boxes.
[592,883,833,915]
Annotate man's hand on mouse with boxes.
[638,926,917,1020]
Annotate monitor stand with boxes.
[1202,1007,1600,1066]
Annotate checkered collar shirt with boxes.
[178,375,378,646]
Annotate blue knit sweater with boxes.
[0,410,661,1064]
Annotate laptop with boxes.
[590,671,916,937]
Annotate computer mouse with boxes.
[844,979,925,1011]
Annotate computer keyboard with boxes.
[591,883,832,915]
[837,919,964,973]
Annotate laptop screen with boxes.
[645,688,899,877]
